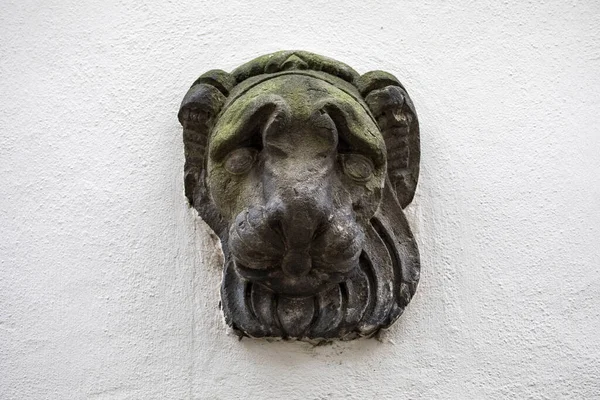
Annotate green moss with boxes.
[209,74,385,166]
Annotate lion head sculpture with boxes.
[178,51,420,340]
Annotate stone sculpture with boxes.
[178,51,420,340]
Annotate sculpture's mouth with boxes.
[235,261,356,296]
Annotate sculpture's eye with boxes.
[224,148,258,175]
[340,154,374,182]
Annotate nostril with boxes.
[311,221,328,241]
[268,218,285,241]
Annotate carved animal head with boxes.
[179,51,420,340]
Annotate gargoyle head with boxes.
[179,51,420,340]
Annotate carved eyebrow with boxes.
[319,101,386,168]
[209,95,290,162]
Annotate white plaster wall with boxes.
[1,1,599,398]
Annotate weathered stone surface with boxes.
[179,50,421,340]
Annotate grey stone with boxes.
[178,50,421,341]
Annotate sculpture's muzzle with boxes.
[228,145,364,296]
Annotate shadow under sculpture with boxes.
[179,51,420,340]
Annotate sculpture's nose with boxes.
[266,186,331,278]
[261,110,338,278]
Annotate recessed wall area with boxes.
[1,1,599,399]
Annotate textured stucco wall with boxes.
[1,1,599,399]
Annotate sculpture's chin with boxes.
[234,262,355,296]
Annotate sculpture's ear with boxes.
[179,69,236,234]
[356,72,420,208]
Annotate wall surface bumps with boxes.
[1,1,599,399]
